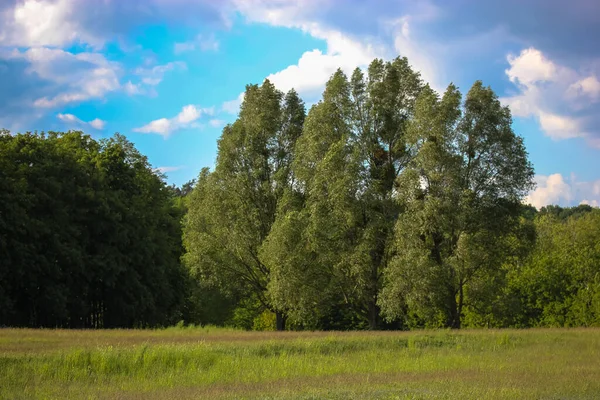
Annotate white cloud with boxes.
[387,16,444,93]
[209,119,226,128]
[222,92,245,114]
[526,173,600,209]
[230,0,384,100]
[213,0,439,120]
[198,34,220,51]
[121,61,186,97]
[134,61,186,86]
[89,118,105,130]
[201,106,215,116]
[537,112,581,140]
[568,75,600,101]
[505,48,556,86]
[174,41,196,54]
[0,0,103,48]
[154,165,184,174]
[266,42,375,98]
[270,31,381,99]
[176,105,201,124]
[175,33,220,54]
[123,80,143,96]
[230,0,319,27]
[57,113,82,124]
[57,113,106,130]
[133,105,211,137]
[8,47,121,108]
[501,47,600,146]
[134,118,172,136]
[581,199,600,207]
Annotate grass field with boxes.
[1,327,599,399]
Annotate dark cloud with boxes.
[304,0,599,66]
[75,0,225,44]
[0,56,50,120]
[431,0,600,63]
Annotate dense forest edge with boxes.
[1,56,599,330]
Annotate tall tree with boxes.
[183,82,305,330]
[263,58,423,329]
[379,82,535,328]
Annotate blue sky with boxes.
[1,0,599,208]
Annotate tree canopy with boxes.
[0,130,188,328]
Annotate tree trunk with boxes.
[447,286,462,329]
[457,283,464,327]
[368,299,379,330]
[275,311,286,331]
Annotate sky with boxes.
[1,0,599,209]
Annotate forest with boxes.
[1,57,599,331]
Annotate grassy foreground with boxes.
[0,327,599,399]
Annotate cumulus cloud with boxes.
[0,0,102,48]
[505,48,556,85]
[215,0,444,116]
[230,0,385,100]
[89,118,106,130]
[0,1,213,121]
[501,47,600,146]
[568,76,600,101]
[2,47,120,109]
[265,40,377,98]
[526,173,600,209]
[57,113,106,130]
[133,105,211,137]
[176,105,201,124]
[135,118,172,136]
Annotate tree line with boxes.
[0,130,189,328]
[1,56,599,330]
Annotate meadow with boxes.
[1,327,599,399]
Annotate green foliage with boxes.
[538,203,594,220]
[183,82,306,330]
[378,81,535,329]
[263,58,424,330]
[0,130,187,328]
[502,210,600,327]
[183,56,598,331]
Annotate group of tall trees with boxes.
[0,130,188,328]
[2,56,599,330]
[184,56,536,331]
[183,57,600,330]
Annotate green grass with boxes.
[1,328,599,399]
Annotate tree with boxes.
[263,58,423,329]
[183,82,305,330]
[379,81,535,329]
[0,130,187,328]
[502,209,600,327]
